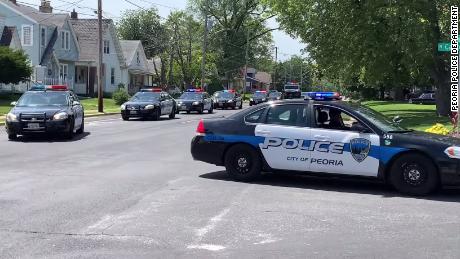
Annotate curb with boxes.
[0,112,120,127]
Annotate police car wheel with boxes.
[198,106,204,114]
[152,108,161,121]
[8,133,17,140]
[122,115,129,121]
[169,107,176,119]
[76,117,84,134]
[208,105,213,114]
[224,144,261,181]
[65,119,75,140]
[390,154,439,196]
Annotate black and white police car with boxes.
[5,84,84,140]
[176,89,214,114]
[121,88,176,121]
[191,96,460,195]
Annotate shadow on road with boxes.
[10,132,91,143]
[200,171,460,202]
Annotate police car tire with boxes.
[389,153,439,196]
[198,106,204,114]
[122,115,129,121]
[153,109,161,121]
[65,119,75,140]
[169,107,176,119]
[76,117,84,134]
[8,134,17,140]
[239,103,243,109]
[208,106,213,114]
[224,144,262,182]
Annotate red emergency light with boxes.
[47,85,68,91]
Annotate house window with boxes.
[104,40,110,54]
[61,31,70,50]
[22,25,33,46]
[41,27,46,47]
[59,64,68,80]
[136,51,140,64]
[110,68,115,85]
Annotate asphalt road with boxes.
[1,108,460,258]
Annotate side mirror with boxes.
[72,101,80,106]
[393,116,403,124]
[10,101,17,106]
[351,122,370,133]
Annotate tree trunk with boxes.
[379,86,385,100]
[160,58,167,86]
[168,50,174,85]
[393,87,404,101]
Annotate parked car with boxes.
[409,92,436,105]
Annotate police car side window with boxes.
[265,105,306,127]
[245,109,265,123]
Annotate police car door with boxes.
[310,105,380,177]
[256,104,311,171]
[70,93,83,129]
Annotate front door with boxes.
[88,67,97,97]
[310,105,380,177]
[255,104,311,171]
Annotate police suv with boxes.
[191,97,460,195]
[5,85,84,140]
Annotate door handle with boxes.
[314,135,330,141]
[256,130,271,136]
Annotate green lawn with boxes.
[363,101,451,131]
[79,98,120,114]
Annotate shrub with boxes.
[112,89,130,105]
[425,123,449,135]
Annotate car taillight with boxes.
[196,119,206,135]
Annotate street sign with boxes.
[438,42,451,52]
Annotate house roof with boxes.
[1,1,69,27]
[119,40,141,64]
[255,71,272,84]
[70,19,125,65]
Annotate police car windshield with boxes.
[17,92,68,107]
[269,92,281,97]
[353,105,408,132]
[216,92,234,98]
[180,92,203,100]
[253,92,267,97]
[285,85,299,90]
[131,92,160,102]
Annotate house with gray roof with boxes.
[119,40,152,94]
[70,17,127,96]
[0,0,80,90]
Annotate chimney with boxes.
[70,9,78,19]
[39,0,53,13]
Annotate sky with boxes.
[17,0,304,60]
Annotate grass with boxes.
[363,101,451,131]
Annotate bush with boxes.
[112,89,130,105]
[425,123,449,135]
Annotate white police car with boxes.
[191,98,460,195]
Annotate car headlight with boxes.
[276,97,281,100]
[6,113,18,122]
[145,104,155,110]
[193,101,200,105]
[445,147,460,159]
[250,98,253,101]
[121,104,126,110]
[262,98,266,101]
[227,100,234,103]
[53,112,68,120]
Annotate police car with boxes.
[191,98,460,195]
[5,85,84,140]
[176,89,213,114]
[249,90,269,106]
[214,90,243,109]
[121,88,176,121]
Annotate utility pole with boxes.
[273,46,277,91]
[97,0,103,112]
[243,29,249,96]
[200,6,209,90]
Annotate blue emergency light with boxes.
[307,92,341,100]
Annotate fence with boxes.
[0,77,74,93]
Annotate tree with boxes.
[190,0,276,87]
[117,8,169,85]
[0,47,32,85]
[267,0,455,115]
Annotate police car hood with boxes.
[177,98,200,103]
[216,97,233,101]
[13,106,66,116]
[397,131,460,146]
[125,101,159,106]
